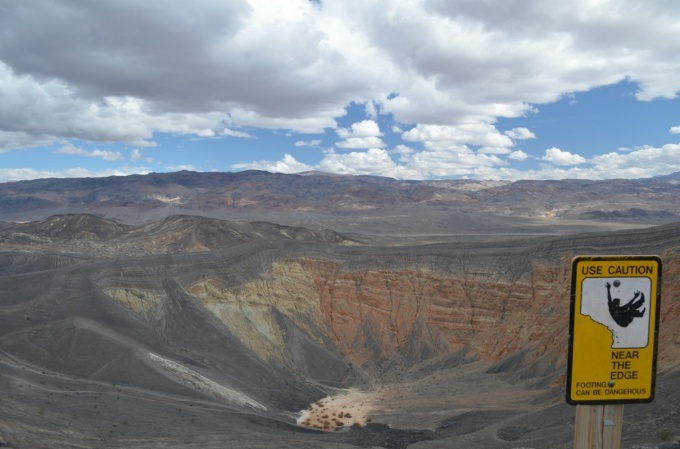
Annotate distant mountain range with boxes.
[1,171,679,238]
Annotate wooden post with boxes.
[574,404,624,449]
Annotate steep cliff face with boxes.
[308,261,517,366]
[658,247,680,372]
[184,252,679,380]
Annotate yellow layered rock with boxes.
[105,287,166,315]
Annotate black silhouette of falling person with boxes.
[606,281,645,327]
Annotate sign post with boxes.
[568,255,662,449]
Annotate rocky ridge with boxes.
[0,213,358,256]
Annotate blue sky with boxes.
[1,0,679,182]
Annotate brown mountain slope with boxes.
[0,213,359,255]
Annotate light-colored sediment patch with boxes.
[152,195,183,204]
[148,353,267,411]
[297,388,377,432]
[298,363,548,434]
[104,287,165,315]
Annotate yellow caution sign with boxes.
[567,255,662,404]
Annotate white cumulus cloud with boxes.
[55,143,124,161]
[505,127,536,140]
[318,148,407,177]
[222,128,255,139]
[542,147,587,165]
[402,124,514,150]
[232,153,313,174]
[294,139,322,147]
[508,150,530,161]
[131,149,155,163]
[392,144,416,155]
[337,120,382,139]
[336,120,385,149]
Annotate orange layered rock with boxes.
[304,255,678,374]
[304,259,566,368]
[657,248,680,372]
[189,253,679,377]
